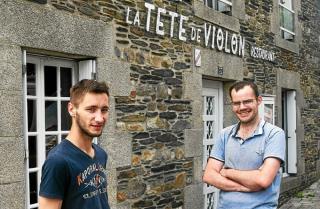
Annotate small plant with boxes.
[295,191,304,198]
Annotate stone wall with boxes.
[12,0,320,208]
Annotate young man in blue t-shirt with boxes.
[203,81,285,209]
[39,79,111,209]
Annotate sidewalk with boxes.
[279,179,320,209]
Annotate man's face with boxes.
[72,92,109,139]
[230,85,261,124]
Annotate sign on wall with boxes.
[126,2,245,58]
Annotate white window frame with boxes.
[279,0,296,40]
[204,0,232,13]
[23,52,96,209]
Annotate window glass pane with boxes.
[44,66,57,97]
[29,172,38,205]
[205,121,214,140]
[46,135,58,156]
[280,0,293,10]
[45,101,57,131]
[60,67,72,97]
[61,101,71,131]
[217,1,232,15]
[27,63,36,96]
[28,136,37,168]
[27,99,37,132]
[281,30,294,41]
[280,6,294,32]
[264,104,274,124]
[206,96,215,115]
[207,0,213,8]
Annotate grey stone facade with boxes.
[0,0,319,208]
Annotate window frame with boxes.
[279,0,296,41]
[271,0,301,53]
[204,0,233,14]
[23,54,78,209]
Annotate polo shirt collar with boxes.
[231,119,267,139]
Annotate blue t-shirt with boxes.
[39,139,110,209]
[210,120,286,209]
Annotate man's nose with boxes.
[95,110,105,122]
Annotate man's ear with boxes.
[257,95,263,105]
[68,102,76,117]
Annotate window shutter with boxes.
[79,60,96,80]
[78,60,98,144]
[287,91,297,174]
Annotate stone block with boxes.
[0,137,24,183]
[277,69,301,89]
[101,131,132,169]
[0,181,25,209]
[199,48,244,81]
[107,168,118,208]
[0,90,23,137]
[193,156,204,184]
[184,183,204,209]
[0,0,112,57]
[97,58,131,97]
[0,40,22,92]
[185,129,202,158]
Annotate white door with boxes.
[202,80,223,209]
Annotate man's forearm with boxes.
[220,158,281,191]
[220,168,267,191]
[203,169,251,192]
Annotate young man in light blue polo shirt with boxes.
[203,81,286,209]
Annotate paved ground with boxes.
[279,179,320,209]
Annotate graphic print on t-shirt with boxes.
[76,163,107,199]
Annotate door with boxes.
[202,80,223,209]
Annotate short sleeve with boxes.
[39,155,69,199]
[209,131,226,163]
[263,128,286,163]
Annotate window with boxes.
[23,53,95,209]
[204,0,232,15]
[281,89,297,175]
[259,95,275,125]
[279,0,295,41]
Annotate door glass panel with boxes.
[27,63,36,96]
[60,67,72,97]
[61,101,71,131]
[45,101,57,131]
[29,172,38,205]
[28,136,37,168]
[27,99,37,132]
[45,135,58,156]
[205,121,214,140]
[206,96,215,115]
[44,66,57,97]
[206,193,215,209]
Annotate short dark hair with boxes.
[229,81,259,99]
[70,79,109,107]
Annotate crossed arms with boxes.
[203,157,281,192]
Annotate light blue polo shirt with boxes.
[210,120,286,209]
